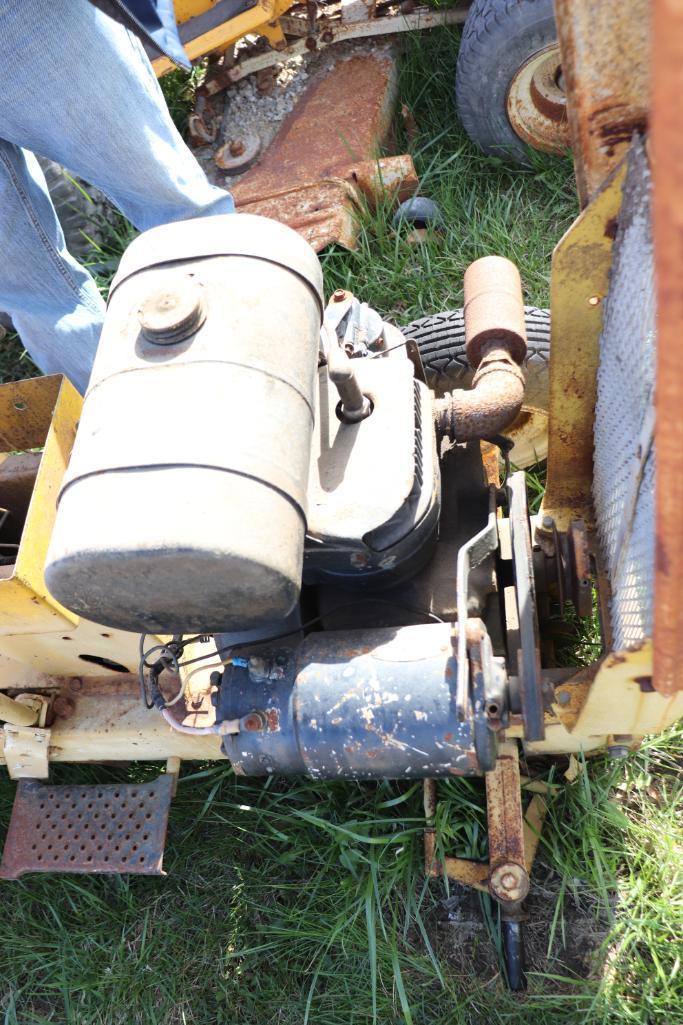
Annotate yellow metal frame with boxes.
[0,376,149,680]
[152,0,295,77]
[0,375,80,635]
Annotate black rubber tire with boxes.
[404,305,550,466]
[456,0,558,162]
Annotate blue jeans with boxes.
[0,0,234,394]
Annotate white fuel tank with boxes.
[45,214,323,633]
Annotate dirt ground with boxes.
[428,862,610,987]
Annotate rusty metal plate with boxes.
[232,54,418,251]
[555,0,649,207]
[652,0,683,695]
[233,52,397,200]
[0,775,174,879]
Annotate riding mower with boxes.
[0,0,676,995]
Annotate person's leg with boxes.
[0,0,233,229]
[0,0,234,391]
[0,142,104,395]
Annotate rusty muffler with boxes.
[434,256,527,441]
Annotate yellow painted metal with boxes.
[566,643,683,738]
[174,0,218,22]
[152,0,295,76]
[542,162,626,531]
[3,724,50,779]
[0,376,80,634]
[0,375,149,677]
[0,692,39,727]
[522,792,548,872]
[0,674,224,764]
[515,645,683,755]
[0,617,144,679]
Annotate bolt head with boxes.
[489,862,530,904]
[332,289,347,303]
[52,695,75,720]
[242,711,266,733]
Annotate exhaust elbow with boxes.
[434,256,528,442]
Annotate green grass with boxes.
[1,26,681,1025]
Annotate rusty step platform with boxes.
[0,774,174,879]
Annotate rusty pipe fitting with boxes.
[434,256,527,441]
[434,344,526,441]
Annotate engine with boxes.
[44,213,565,779]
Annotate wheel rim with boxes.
[506,45,571,155]
[508,405,548,466]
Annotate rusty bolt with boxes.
[321,30,334,43]
[489,862,530,904]
[229,140,246,157]
[242,711,267,732]
[68,677,83,693]
[332,289,346,303]
[52,695,76,720]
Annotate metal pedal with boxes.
[0,774,174,879]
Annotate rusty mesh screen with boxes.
[593,138,655,650]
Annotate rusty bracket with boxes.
[424,743,549,908]
[213,6,469,89]
[533,517,593,617]
[454,489,499,720]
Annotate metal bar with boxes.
[224,7,468,84]
[554,0,649,207]
[485,742,530,905]
[522,792,548,873]
[508,472,544,742]
[455,488,498,718]
[652,0,683,695]
[0,693,39,727]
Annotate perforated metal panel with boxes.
[593,138,655,650]
[0,776,173,879]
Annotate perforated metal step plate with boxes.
[0,775,173,879]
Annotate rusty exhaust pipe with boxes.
[434,256,527,441]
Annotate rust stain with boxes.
[555,0,649,206]
[231,54,418,251]
[652,0,683,694]
[264,708,281,733]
